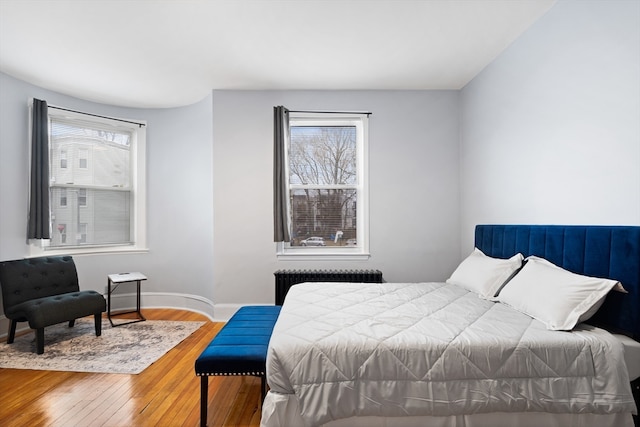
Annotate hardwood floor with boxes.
[0,309,263,427]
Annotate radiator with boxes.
[274,269,383,305]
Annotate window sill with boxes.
[29,242,149,257]
[276,252,371,261]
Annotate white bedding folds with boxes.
[615,333,640,381]
[263,282,637,427]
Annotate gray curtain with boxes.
[273,106,291,242]
[27,99,51,240]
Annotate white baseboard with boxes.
[0,293,275,340]
[109,291,216,321]
[111,293,268,321]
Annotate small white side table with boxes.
[107,272,147,327]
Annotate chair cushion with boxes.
[7,290,106,329]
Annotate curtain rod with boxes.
[289,109,372,116]
[48,105,146,127]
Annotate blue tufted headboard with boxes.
[475,225,640,340]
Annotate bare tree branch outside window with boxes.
[289,126,358,246]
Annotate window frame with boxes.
[28,104,148,256]
[277,111,370,260]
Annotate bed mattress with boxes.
[264,282,637,427]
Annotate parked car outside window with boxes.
[300,237,326,246]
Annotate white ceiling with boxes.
[0,0,556,109]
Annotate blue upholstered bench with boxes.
[195,305,281,427]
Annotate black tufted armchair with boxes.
[0,256,106,354]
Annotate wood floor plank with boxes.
[0,309,263,427]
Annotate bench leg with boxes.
[7,320,17,344]
[200,376,208,427]
[94,313,102,336]
[36,328,45,354]
[69,319,76,327]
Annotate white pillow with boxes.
[446,248,523,299]
[495,256,622,330]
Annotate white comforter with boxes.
[266,282,637,427]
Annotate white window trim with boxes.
[28,103,148,256]
[277,112,370,260]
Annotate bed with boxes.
[261,225,640,427]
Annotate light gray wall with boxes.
[212,91,461,306]
[0,72,215,316]
[1,76,461,318]
[459,0,640,253]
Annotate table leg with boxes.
[107,278,115,327]
[137,280,146,321]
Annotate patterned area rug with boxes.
[0,318,204,374]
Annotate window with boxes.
[279,112,369,258]
[78,149,88,169]
[32,104,147,254]
[60,150,67,169]
[78,188,87,207]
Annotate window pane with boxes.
[78,188,87,206]
[289,188,357,247]
[50,120,131,188]
[289,126,357,185]
[79,149,88,169]
[50,187,131,246]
